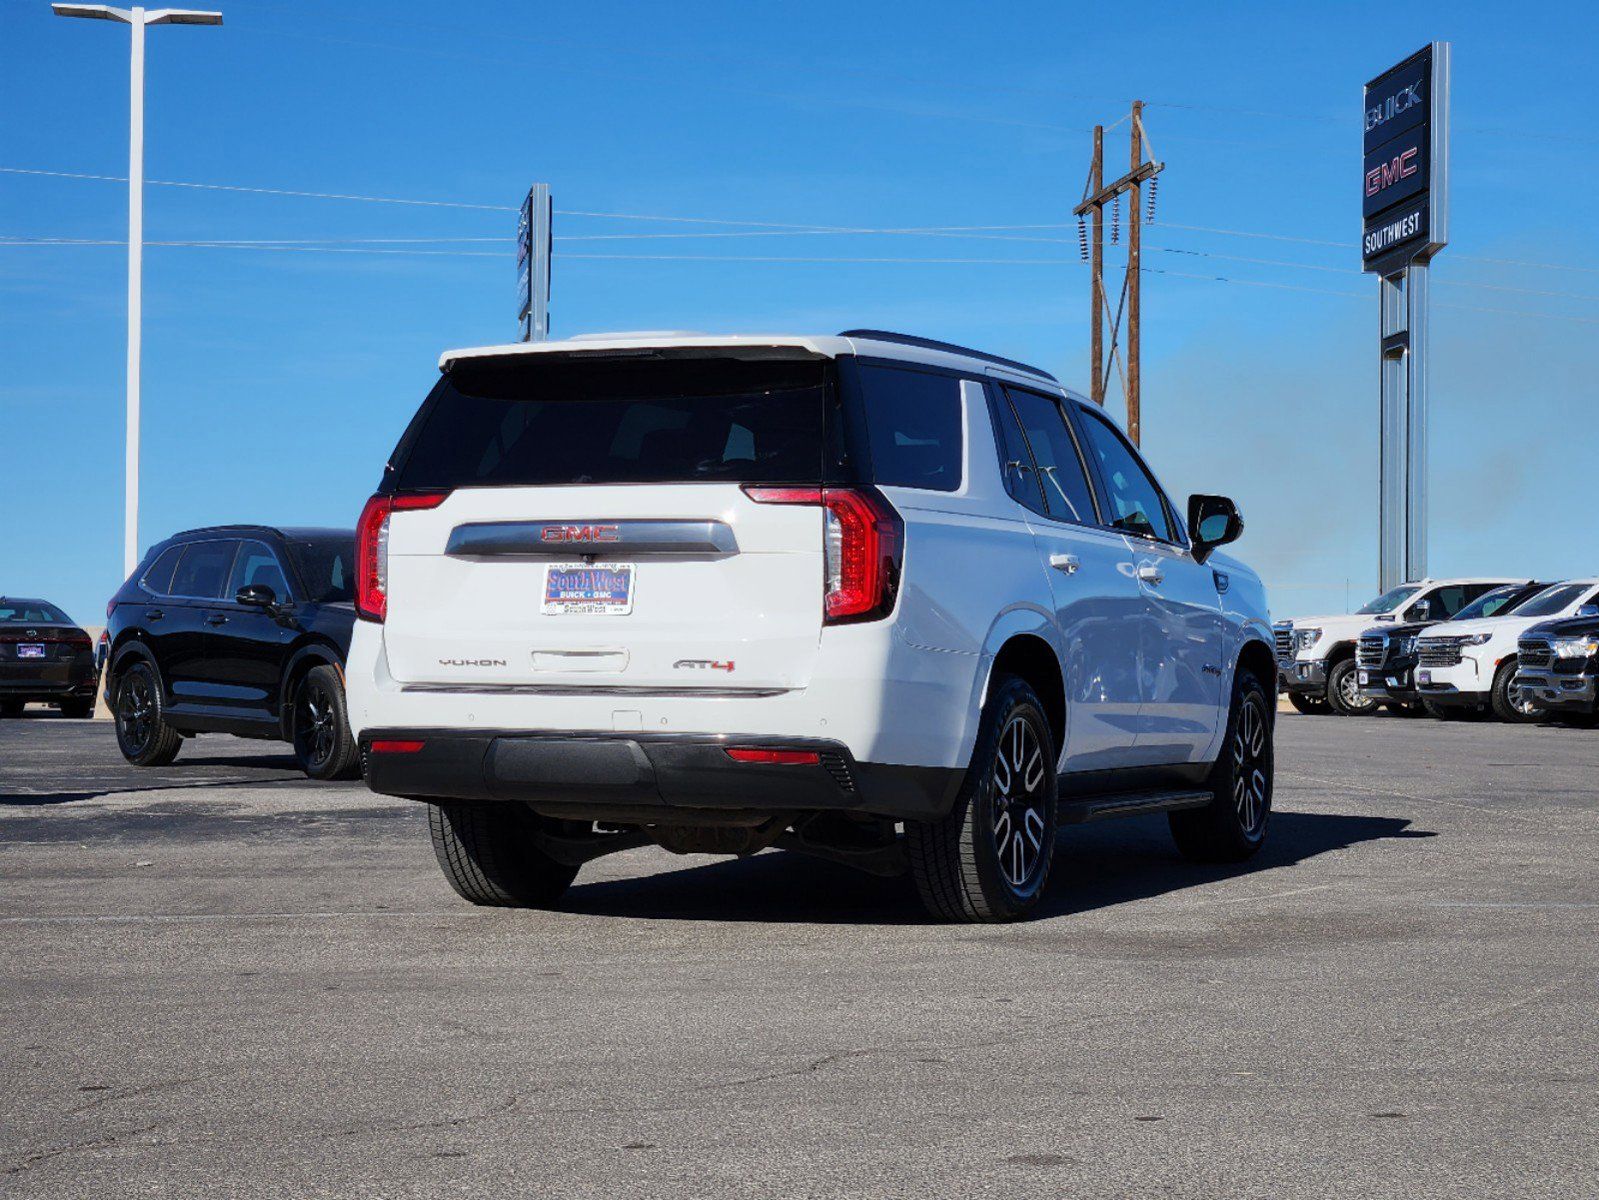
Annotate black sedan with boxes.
[0,597,97,718]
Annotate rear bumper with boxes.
[0,659,97,700]
[361,729,964,821]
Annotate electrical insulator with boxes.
[1077,215,1089,260]
[1110,195,1120,245]
[1146,175,1159,225]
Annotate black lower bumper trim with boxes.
[361,728,963,822]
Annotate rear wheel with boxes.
[428,802,581,907]
[1170,667,1273,863]
[113,661,182,766]
[58,698,94,719]
[1287,691,1328,715]
[1325,658,1376,716]
[291,664,360,780]
[906,674,1058,923]
[1490,661,1540,723]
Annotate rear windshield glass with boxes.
[0,601,69,624]
[393,355,828,490]
[285,536,355,603]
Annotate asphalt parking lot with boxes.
[1,714,1595,1199]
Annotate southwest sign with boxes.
[1362,44,1449,273]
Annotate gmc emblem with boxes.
[541,524,621,544]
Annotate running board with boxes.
[1058,789,1213,825]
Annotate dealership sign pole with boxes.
[518,183,552,342]
[1364,43,1449,592]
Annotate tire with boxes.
[0,699,23,719]
[1422,698,1472,721]
[58,698,94,719]
[1169,667,1273,863]
[113,661,182,766]
[290,664,361,780]
[1490,661,1540,724]
[906,674,1058,923]
[1324,658,1377,716]
[427,802,581,908]
[1287,691,1328,715]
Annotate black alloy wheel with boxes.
[114,662,181,766]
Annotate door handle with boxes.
[1049,553,1081,575]
[1136,564,1165,587]
[206,613,228,627]
[144,608,164,621]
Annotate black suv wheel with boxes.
[291,664,361,780]
[113,661,182,767]
[1169,667,1273,862]
[906,674,1058,923]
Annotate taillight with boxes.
[355,492,449,622]
[742,485,903,624]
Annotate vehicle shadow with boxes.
[560,811,1435,926]
[0,761,330,809]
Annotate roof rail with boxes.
[838,330,1057,382]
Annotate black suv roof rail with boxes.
[838,329,1058,383]
[177,524,285,538]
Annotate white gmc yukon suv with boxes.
[346,331,1275,922]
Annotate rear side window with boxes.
[286,537,355,603]
[850,365,963,492]
[169,541,236,600]
[393,356,827,490]
[140,546,185,595]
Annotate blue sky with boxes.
[3,0,1597,626]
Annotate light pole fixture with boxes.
[52,5,222,577]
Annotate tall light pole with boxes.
[52,5,222,576]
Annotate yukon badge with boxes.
[673,659,736,673]
[439,658,508,668]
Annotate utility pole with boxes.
[1089,125,1103,406]
[1075,101,1163,445]
[53,4,223,577]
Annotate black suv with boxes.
[103,526,360,778]
[0,597,97,718]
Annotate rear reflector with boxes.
[724,748,820,765]
[369,739,426,755]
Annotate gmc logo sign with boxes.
[1365,147,1418,198]
[540,524,621,544]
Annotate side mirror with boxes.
[236,583,277,610]
[1409,599,1432,621]
[1187,494,1243,564]
[1579,604,1599,618]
